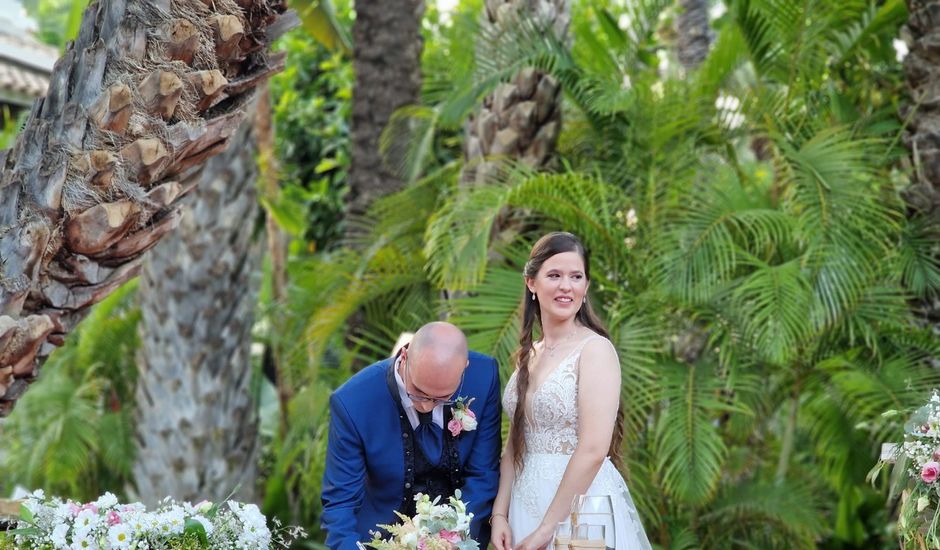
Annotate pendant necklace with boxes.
[544,328,578,358]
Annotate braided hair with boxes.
[510,232,625,472]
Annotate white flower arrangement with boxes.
[877,391,940,548]
[0,490,305,549]
[366,491,478,550]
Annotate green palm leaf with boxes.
[425,170,629,290]
[730,258,813,365]
[898,215,940,298]
[448,266,525,379]
[701,479,826,549]
[654,361,744,505]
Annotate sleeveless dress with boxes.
[502,335,652,549]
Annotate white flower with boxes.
[69,531,97,550]
[461,415,478,432]
[51,523,70,549]
[94,492,118,510]
[108,523,133,549]
[918,496,931,513]
[73,509,102,535]
[453,512,471,532]
[401,530,418,547]
[893,38,909,63]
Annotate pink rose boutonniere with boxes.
[448,397,477,437]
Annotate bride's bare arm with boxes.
[490,434,516,550]
[514,338,621,550]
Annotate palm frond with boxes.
[730,258,813,365]
[701,479,826,549]
[448,266,525,379]
[828,0,907,68]
[898,215,940,299]
[651,166,794,306]
[301,245,430,369]
[654,362,744,505]
[379,105,442,185]
[424,169,629,289]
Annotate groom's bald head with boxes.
[401,322,468,412]
[409,322,468,365]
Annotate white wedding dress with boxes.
[503,335,652,549]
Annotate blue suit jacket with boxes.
[321,351,501,550]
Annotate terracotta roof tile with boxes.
[0,28,58,103]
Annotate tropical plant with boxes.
[290,0,940,547]
[0,283,139,501]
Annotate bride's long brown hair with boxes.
[510,232,626,472]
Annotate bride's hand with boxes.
[512,523,554,550]
[490,515,513,550]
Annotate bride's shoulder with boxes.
[578,333,619,363]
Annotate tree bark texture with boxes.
[676,0,713,71]
[462,0,570,185]
[132,119,261,505]
[347,0,424,220]
[0,0,295,415]
[902,1,940,339]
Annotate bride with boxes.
[490,232,651,550]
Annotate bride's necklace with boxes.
[543,328,578,358]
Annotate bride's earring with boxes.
[531,292,536,301]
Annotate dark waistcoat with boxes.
[385,364,464,517]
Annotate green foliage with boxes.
[276,0,932,547]
[0,282,140,501]
[20,0,88,48]
[269,6,353,251]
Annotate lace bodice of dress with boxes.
[502,335,605,455]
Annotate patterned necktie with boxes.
[415,410,442,465]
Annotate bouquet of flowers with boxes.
[881,391,940,548]
[0,490,305,549]
[366,491,478,550]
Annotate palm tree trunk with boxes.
[347,0,424,220]
[462,0,571,185]
[676,0,712,71]
[902,1,940,332]
[132,119,261,505]
[255,84,292,431]
[0,0,295,416]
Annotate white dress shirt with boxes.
[394,355,444,430]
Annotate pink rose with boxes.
[934,449,940,461]
[81,503,98,514]
[448,419,463,437]
[922,461,940,483]
[107,510,121,526]
[439,529,462,543]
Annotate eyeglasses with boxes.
[402,352,465,406]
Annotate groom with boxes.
[321,322,501,549]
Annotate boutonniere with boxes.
[448,397,477,436]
